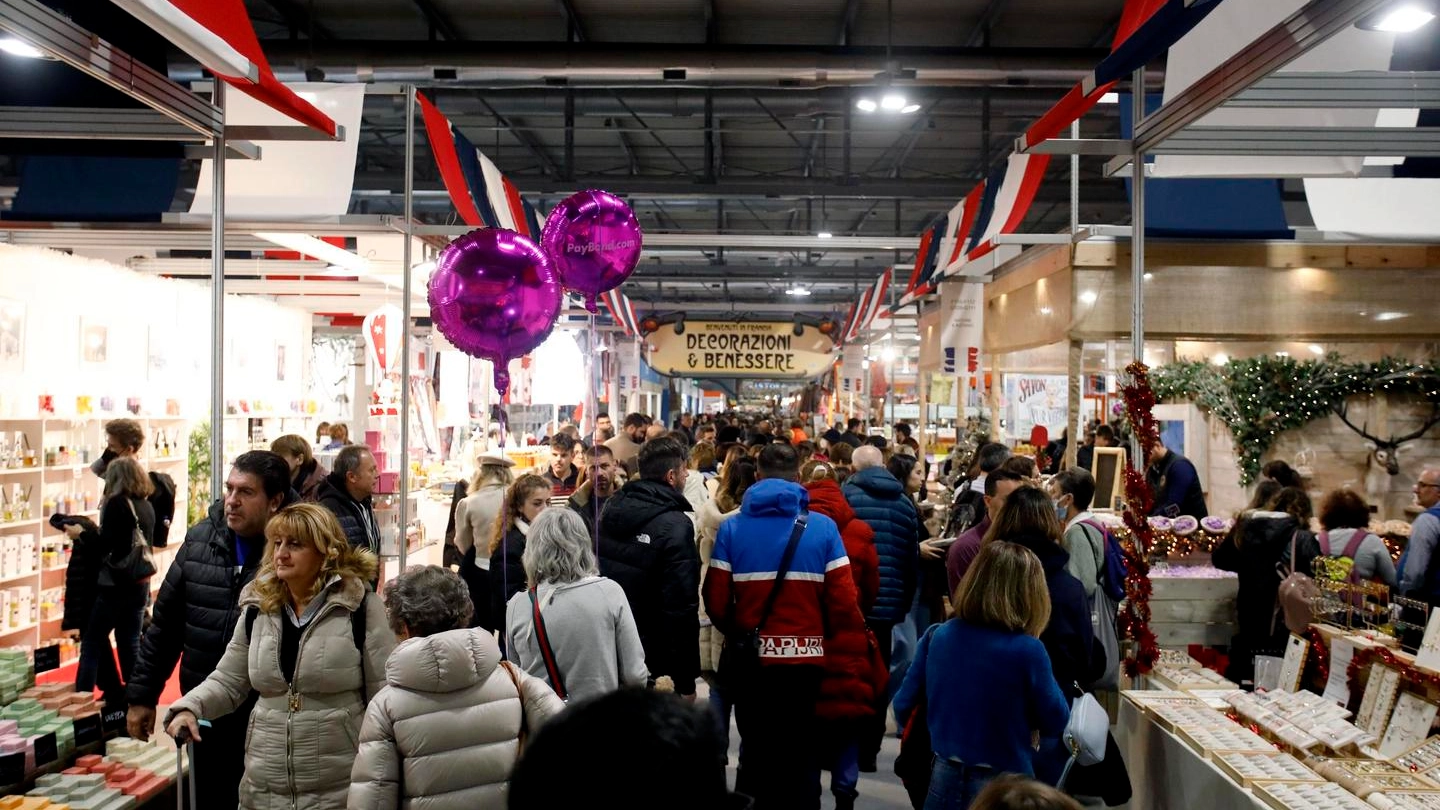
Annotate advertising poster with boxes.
[1003,373,1068,441]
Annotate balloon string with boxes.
[590,310,600,561]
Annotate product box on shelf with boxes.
[28,769,144,809]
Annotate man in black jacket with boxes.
[598,437,701,699]
[125,450,293,810]
[316,445,381,554]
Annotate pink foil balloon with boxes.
[541,189,644,312]
[428,228,562,396]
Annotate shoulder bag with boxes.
[98,498,157,587]
[528,587,569,702]
[1058,684,1109,789]
[716,515,807,692]
[1276,530,1320,635]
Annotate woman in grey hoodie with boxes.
[505,508,649,703]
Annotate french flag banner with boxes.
[112,0,336,136]
[1152,0,1398,178]
[963,152,1052,263]
[601,288,640,336]
[418,93,545,237]
[843,268,892,344]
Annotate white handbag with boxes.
[1058,687,1108,788]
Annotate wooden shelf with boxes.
[0,569,39,586]
[0,520,41,531]
[0,468,41,477]
[0,620,37,636]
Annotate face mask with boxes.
[1054,500,1069,522]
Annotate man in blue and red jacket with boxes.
[704,443,864,810]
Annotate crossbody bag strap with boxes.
[528,587,568,701]
[749,514,808,637]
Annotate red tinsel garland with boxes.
[1118,361,1164,676]
[1346,645,1440,698]
[1304,627,1331,684]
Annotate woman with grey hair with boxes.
[349,565,564,809]
[505,508,648,704]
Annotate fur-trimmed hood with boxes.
[238,542,378,612]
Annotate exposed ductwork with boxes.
[172,42,1133,88]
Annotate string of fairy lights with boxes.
[1150,356,1440,485]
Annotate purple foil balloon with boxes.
[541,189,644,312]
[428,228,563,396]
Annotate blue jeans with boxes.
[925,757,995,810]
[890,593,933,702]
[76,583,146,703]
[829,740,860,797]
[708,682,733,751]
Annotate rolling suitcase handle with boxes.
[173,718,209,810]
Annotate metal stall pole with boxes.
[398,85,416,571]
[210,82,226,501]
[1068,117,1082,469]
[1130,68,1147,469]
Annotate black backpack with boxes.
[147,471,177,548]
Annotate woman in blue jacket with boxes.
[894,540,1070,809]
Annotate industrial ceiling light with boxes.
[881,346,897,362]
[855,98,878,113]
[816,231,833,239]
[785,286,812,296]
[880,92,907,112]
[1361,3,1436,31]
[0,37,45,59]
[853,0,918,115]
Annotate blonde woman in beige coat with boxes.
[348,565,564,809]
[165,504,396,810]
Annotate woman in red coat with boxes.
[804,461,884,810]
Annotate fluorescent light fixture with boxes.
[1308,344,1326,355]
[1367,4,1436,31]
[1212,352,1229,366]
[785,286,812,297]
[254,233,371,274]
[1079,290,1098,305]
[816,231,833,239]
[111,0,260,82]
[1143,272,1154,281]
[0,37,44,59]
[881,346,897,362]
[1099,92,1120,104]
[855,98,878,113]
[880,93,907,112]
[1374,311,1409,321]
[900,103,922,114]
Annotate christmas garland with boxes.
[1304,626,1331,684]
[1118,361,1161,676]
[1345,645,1440,710]
[1150,356,1438,485]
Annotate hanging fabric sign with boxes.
[644,321,838,379]
[840,346,866,395]
[362,304,403,379]
[940,282,985,388]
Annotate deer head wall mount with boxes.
[1333,398,1440,475]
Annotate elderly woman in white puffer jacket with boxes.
[347,565,564,809]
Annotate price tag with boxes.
[32,644,60,674]
[73,713,102,747]
[0,750,23,785]
[32,731,57,767]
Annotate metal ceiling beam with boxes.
[1150,127,1440,157]
[836,0,863,46]
[411,0,464,41]
[262,0,336,39]
[612,123,641,174]
[556,0,589,42]
[0,0,223,138]
[803,118,826,178]
[472,96,562,176]
[963,0,1010,47]
[1023,137,1132,155]
[1131,0,1391,155]
[704,0,719,44]
[611,94,693,173]
[0,108,264,158]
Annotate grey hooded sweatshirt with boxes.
[505,576,649,704]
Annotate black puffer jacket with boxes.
[597,479,700,695]
[126,500,266,707]
[1212,511,1318,680]
[315,472,379,554]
